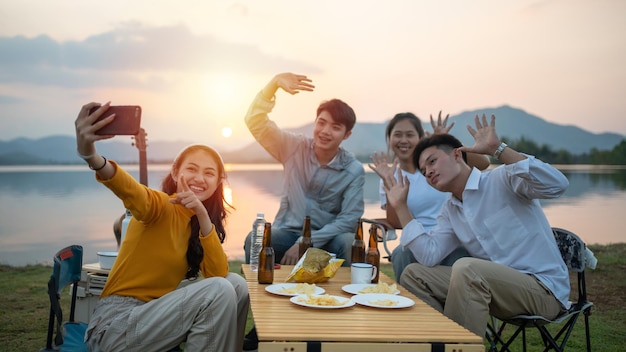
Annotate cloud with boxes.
[0,23,320,90]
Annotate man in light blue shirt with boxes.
[243,72,365,266]
[383,114,570,338]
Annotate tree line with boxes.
[353,137,626,165]
[502,136,626,165]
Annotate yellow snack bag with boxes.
[285,249,344,283]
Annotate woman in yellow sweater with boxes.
[75,102,249,352]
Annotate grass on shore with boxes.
[1,243,625,352]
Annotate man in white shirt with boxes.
[382,114,570,337]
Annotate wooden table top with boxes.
[82,262,110,275]
[242,264,484,351]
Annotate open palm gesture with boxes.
[274,73,315,95]
[426,111,454,137]
[459,114,501,155]
[382,167,410,210]
[368,152,398,188]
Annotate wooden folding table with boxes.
[242,264,484,352]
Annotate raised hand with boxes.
[426,111,454,137]
[274,73,315,95]
[368,152,397,188]
[459,114,501,155]
[381,166,410,210]
[74,102,115,156]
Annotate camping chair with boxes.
[486,227,594,352]
[40,245,88,352]
[362,218,399,261]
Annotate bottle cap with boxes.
[257,212,264,217]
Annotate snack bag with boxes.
[285,248,344,283]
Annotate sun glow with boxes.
[221,127,233,138]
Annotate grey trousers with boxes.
[86,273,249,352]
[399,257,563,337]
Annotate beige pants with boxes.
[399,257,563,337]
[86,273,249,352]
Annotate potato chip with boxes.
[297,294,347,306]
[277,283,317,295]
[369,299,399,307]
[358,282,399,294]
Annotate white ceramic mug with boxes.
[351,263,377,284]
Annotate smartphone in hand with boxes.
[89,105,142,135]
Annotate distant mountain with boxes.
[451,106,623,154]
[1,105,623,165]
[0,135,143,165]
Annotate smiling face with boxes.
[172,149,221,202]
[313,110,351,154]
[389,118,422,165]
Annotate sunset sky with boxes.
[1,0,625,150]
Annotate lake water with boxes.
[1,164,625,267]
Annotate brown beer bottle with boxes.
[298,216,313,259]
[351,218,366,263]
[258,222,275,284]
[365,224,380,283]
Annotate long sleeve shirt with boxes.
[400,155,571,308]
[98,161,229,302]
[245,91,365,247]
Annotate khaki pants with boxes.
[87,273,249,352]
[399,257,563,337]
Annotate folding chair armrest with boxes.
[362,218,400,260]
[362,218,394,230]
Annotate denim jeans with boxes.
[244,228,353,266]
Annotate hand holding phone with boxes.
[89,105,142,135]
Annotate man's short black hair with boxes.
[413,134,468,170]
[316,99,356,132]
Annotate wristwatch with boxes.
[493,142,508,159]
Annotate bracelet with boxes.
[77,150,96,160]
[89,156,107,171]
[493,142,508,159]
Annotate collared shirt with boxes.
[400,155,571,308]
[245,91,365,247]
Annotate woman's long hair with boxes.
[161,144,233,279]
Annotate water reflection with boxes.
[0,164,624,267]
[2,165,625,202]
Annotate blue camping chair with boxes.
[40,245,88,352]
